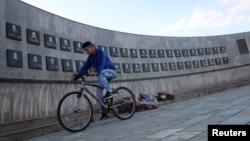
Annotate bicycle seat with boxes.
[107,76,116,83]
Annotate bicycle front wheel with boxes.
[111,87,136,120]
[57,91,93,132]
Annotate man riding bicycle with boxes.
[70,41,116,120]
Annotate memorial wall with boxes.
[1,0,250,125]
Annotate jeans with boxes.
[97,69,116,103]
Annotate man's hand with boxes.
[69,76,77,83]
[88,72,97,76]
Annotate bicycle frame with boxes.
[79,79,109,109]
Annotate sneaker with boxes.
[103,91,117,99]
[100,112,108,120]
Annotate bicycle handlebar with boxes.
[73,72,89,81]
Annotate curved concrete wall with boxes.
[1,0,250,124]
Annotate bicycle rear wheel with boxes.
[110,87,136,120]
[57,91,93,132]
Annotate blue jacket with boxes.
[76,48,116,79]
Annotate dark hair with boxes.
[82,41,92,48]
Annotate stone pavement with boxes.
[25,85,250,141]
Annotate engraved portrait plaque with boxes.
[166,50,174,57]
[60,38,71,51]
[177,62,184,70]
[169,62,176,70]
[192,60,200,68]
[76,60,85,72]
[6,49,23,67]
[114,63,121,73]
[139,49,148,58]
[222,57,229,64]
[197,48,204,55]
[46,56,59,71]
[62,59,73,72]
[27,29,40,45]
[182,49,189,57]
[109,47,119,57]
[149,50,157,58]
[219,46,226,53]
[133,63,141,73]
[207,59,215,66]
[190,49,197,56]
[44,34,56,49]
[130,49,138,58]
[28,54,42,70]
[212,47,219,54]
[200,60,207,67]
[142,63,150,72]
[160,63,168,71]
[6,22,21,41]
[122,63,131,73]
[185,61,192,69]
[174,50,182,57]
[74,41,84,53]
[98,45,108,53]
[120,48,129,57]
[152,63,160,71]
[236,39,249,54]
[215,58,222,65]
[158,50,165,58]
[205,48,212,55]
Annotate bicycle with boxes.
[57,73,136,133]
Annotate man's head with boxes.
[82,41,95,55]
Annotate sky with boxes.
[20,0,250,37]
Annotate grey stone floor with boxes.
[25,85,250,141]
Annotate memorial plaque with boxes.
[219,46,226,53]
[200,60,207,67]
[122,63,131,73]
[192,60,200,68]
[6,49,23,68]
[28,54,42,69]
[166,50,174,57]
[120,48,129,57]
[174,50,182,57]
[44,34,56,49]
[98,45,108,53]
[222,57,229,64]
[160,63,168,71]
[205,48,212,55]
[76,60,85,72]
[236,39,249,54]
[158,50,165,58]
[109,47,119,57]
[207,59,215,66]
[149,50,157,58]
[152,63,160,71]
[212,47,219,54]
[139,49,148,58]
[74,41,84,53]
[60,38,71,51]
[190,49,197,56]
[62,59,73,72]
[169,62,176,70]
[142,63,150,72]
[215,58,222,65]
[114,63,121,73]
[133,64,141,73]
[6,22,21,41]
[197,48,204,55]
[185,61,192,69]
[130,49,138,58]
[182,49,189,57]
[46,56,59,71]
[27,29,40,45]
[177,62,184,70]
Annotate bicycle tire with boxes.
[110,87,136,120]
[57,91,93,132]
